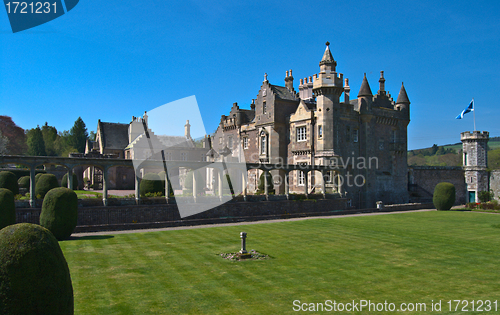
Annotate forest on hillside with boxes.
[408,139,500,169]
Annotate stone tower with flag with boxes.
[461,131,489,203]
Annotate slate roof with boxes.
[270,84,297,101]
[357,74,373,97]
[320,43,335,65]
[396,83,410,104]
[99,122,129,150]
[158,135,194,148]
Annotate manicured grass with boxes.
[60,211,500,314]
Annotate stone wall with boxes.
[489,171,500,201]
[409,166,466,204]
[15,199,433,233]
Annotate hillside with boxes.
[408,137,500,168]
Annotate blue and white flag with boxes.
[456,100,474,119]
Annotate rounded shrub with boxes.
[0,171,19,195]
[158,171,174,197]
[61,173,79,190]
[35,173,59,199]
[257,172,275,194]
[18,176,31,189]
[35,173,44,185]
[140,173,164,197]
[40,187,78,240]
[0,223,74,314]
[184,170,204,195]
[433,182,456,210]
[0,189,15,230]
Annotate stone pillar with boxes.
[337,171,343,196]
[192,171,197,203]
[135,173,141,205]
[304,171,309,198]
[102,167,108,206]
[164,173,169,204]
[264,170,269,200]
[29,166,36,208]
[218,169,223,201]
[285,171,290,200]
[242,171,247,201]
[321,170,326,199]
[67,168,74,190]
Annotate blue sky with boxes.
[0,0,499,150]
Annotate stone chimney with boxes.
[344,78,350,104]
[185,120,191,139]
[285,69,294,91]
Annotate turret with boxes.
[357,73,373,112]
[395,82,410,118]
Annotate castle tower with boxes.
[356,73,373,112]
[313,42,344,153]
[461,131,489,203]
[395,82,410,119]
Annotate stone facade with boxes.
[213,43,411,208]
[461,131,489,202]
[409,166,466,204]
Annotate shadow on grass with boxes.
[65,235,115,241]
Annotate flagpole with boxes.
[473,98,476,131]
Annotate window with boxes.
[392,130,398,143]
[166,152,172,161]
[201,154,206,162]
[181,152,187,161]
[297,126,307,142]
[353,129,359,143]
[318,125,323,139]
[346,126,351,142]
[464,152,467,166]
[243,137,248,149]
[219,137,222,144]
[228,136,233,148]
[263,101,267,114]
[298,171,305,186]
[261,134,267,154]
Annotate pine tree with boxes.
[41,122,58,156]
[26,126,46,156]
[69,117,88,153]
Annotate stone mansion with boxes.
[213,42,411,208]
[85,42,411,208]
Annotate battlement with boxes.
[461,131,489,141]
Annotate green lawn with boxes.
[60,211,500,314]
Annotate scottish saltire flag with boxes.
[456,100,474,119]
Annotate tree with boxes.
[69,117,88,153]
[26,126,46,156]
[0,116,27,155]
[88,131,96,142]
[0,130,8,155]
[430,144,438,155]
[41,122,58,156]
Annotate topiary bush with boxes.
[183,170,204,195]
[0,171,19,195]
[0,188,15,230]
[140,173,164,197]
[257,172,275,194]
[40,187,78,240]
[158,171,174,197]
[35,173,60,199]
[61,173,79,190]
[35,173,44,185]
[433,182,456,210]
[0,223,74,314]
[18,176,31,189]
